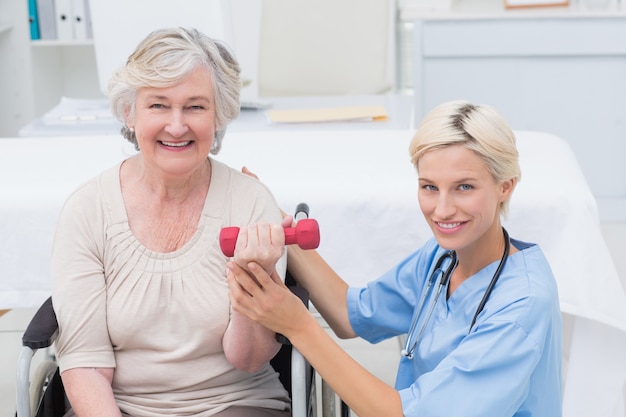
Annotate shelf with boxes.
[30,39,94,47]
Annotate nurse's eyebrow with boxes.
[418,176,479,184]
[453,177,478,183]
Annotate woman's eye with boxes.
[150,103,165,109]
[459,184,473,191]
[422,184,437,191]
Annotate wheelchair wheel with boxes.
[29,360,59,417]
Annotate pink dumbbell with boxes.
[219,218,320,257]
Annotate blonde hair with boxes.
[409,100,521,217]
[108,27,241,154]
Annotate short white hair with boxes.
[108,27,241,154]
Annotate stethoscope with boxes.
[401,228,511,359]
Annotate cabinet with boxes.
[0,0,102,137]
[0,0,35,136]
[408,9,626,221]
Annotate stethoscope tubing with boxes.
[402,250,457,359]
[402,228,510,360]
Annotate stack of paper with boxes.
[266,105,388,124]
[42,97,115,125]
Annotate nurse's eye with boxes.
[422,184,438,191]
[459,184,473,191]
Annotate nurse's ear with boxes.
[498,178,516,203]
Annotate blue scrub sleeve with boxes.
[347,240,441,344]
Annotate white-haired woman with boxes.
[228,101,562,417]
[52,28,290,417]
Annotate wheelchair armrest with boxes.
[22,296,58,350]
[288,285,309,307]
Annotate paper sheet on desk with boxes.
[266,105,388,124]
[42,97,115,125]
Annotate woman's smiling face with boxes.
[131,66,216,177]
[417,144,511,252]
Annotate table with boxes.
[18,94,414,137]
[1,129,625,416]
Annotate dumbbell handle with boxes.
[219,218,320,257]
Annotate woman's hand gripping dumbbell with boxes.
[219,218,320,257]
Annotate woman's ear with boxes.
[124,105,133,128]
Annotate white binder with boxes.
[54,0,74,40]
[71,0,88,40]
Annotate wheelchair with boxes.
[16,271,316,417]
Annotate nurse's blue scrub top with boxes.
[347,237,562,417]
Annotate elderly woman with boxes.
[228,101,563,417]
[51,28,290,417]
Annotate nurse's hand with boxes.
[227,261,309,338]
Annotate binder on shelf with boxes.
[83,0,93,39]
[71,0,88,40]
[54,0,74,41]
[28,0,40,40]
[37,0,57,40]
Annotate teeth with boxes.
[438,222,461,229]
[161,141,190,147]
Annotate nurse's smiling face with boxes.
[417,144,512,253]
[131,66,216,178]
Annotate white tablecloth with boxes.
[1,129,625,416]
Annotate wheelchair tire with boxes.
[29,360,59,417]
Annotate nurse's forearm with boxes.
[287,246,355,339]
[288,314,404,417]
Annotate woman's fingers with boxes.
[233,223,285,273]
[281,215,294,229]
